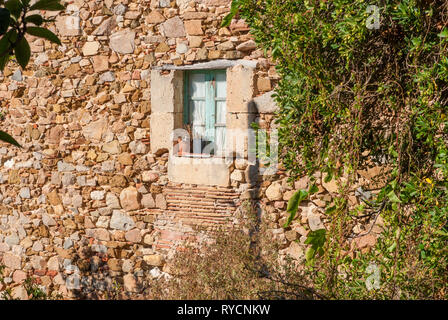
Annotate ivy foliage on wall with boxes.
[224,0,448,299]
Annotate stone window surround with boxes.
[150,59,258,187]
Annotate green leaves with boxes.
[233,0,448,299]
[304,229,326,266]
[0,29,16,71]
[0,55,9,71]
[438,28,448,38]
[25,14,44,26]
[29,0,64,11]
[221,0,240,27]
[283,183,318,228]
[434,230,448,237]
[0,0,63,71]
[14,36,30,69]
[386,190,401,203]
[26,26,60,45]
[0,32,10,56]
[308,183,318,194]
[0,130,21,148]
[0,8,10,35]
[4,0,22,19]
[284,190,308,228]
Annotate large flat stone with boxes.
[150,112,183,154]
[55,15,81,36]
[92,17,117,36]
[226,64,255,113]
[161,16,185,38]
[168,156,230,186]
[150,70,183,113]
[109,30,135,54]
[252,91,278,114]
[110,210,135,231]
[119,187,141,211]
[82,117,108,142]
[2,252,21,270]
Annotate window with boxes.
[182,70,226,157]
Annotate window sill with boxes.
[174,152,228,159]
[175,153,212,158]
[168,155,230,187]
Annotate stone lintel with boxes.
[153,59,258,71]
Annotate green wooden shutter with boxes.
[214,70,227,155]
[205,71,216,142]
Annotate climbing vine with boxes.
[225,0,448,299]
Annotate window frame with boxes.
[183,69,227,156]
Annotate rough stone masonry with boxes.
[0,0,385,299]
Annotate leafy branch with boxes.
[230,0,448,299]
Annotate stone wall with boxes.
[0,0,384,299]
